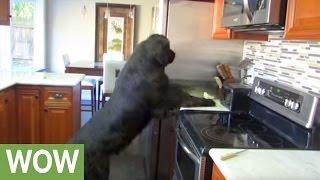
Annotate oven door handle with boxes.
[176,133,200,163]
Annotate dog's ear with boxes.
[147,34,175,67]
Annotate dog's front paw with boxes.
[198,98,215,107]
[182,96,215,107]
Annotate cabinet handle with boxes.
[52,92,64,99]
[44,109,48,112]
[4,99,8,104]
[34,95,39,99]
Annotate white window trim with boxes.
[33,0,46,70]
[2,0,46,71]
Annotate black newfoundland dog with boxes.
[70,34,213,179]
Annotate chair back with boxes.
[103,58,126,94]
[62,54,71,67]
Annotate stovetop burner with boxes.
[179,111,300,153]
[200,126,240,145]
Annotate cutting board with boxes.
[180,99,230,112]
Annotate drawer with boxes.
[43,87,72,102]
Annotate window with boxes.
[95,3,135,62]
[11,0,35,69]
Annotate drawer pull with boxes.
[52,93,64,99]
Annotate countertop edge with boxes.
[0,72,85,91]
[209,148,320,180]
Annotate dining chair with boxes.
[97,78,103,109]
[62,54,97,115]
[101,59,126,107]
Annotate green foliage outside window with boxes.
[12,0,35,27]
[108,38,122,51]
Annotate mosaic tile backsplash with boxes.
[243,33,320,95]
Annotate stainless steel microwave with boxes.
[222,0,287,31]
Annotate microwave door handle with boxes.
[243,0,253,21]
[176,133,200,163]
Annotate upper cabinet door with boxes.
[0,0,10,25]
[284,0,320,40]
[212,0,232,39]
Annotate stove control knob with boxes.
[284,99,289,107]
[254,86,259,94]
[261,88,266,95]
[290,102,295,110]
[257,87,262,95]
[289,100,295,107]
[293,102,300,111]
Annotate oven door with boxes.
[175,132,201,180]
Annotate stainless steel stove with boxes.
[174,77,320,180]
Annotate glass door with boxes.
[222,0,246,27]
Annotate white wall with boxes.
[33,0,46,70]
[46,0,158,73]
[166,1,244,81]
[0,26,12,70]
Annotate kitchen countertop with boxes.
[0,71,85,91]
[171,79,219,98]
[209,148,320,179]
[171,80,230,111]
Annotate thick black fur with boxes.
[70,34,213,180]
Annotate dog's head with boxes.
[143,34,175,67]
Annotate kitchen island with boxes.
[209,148,320,179]
[0,71,84,144]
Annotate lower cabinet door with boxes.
[0,91,7,143]
[42,105,73,144]
[17,89,41,144]
[0,88,17,143]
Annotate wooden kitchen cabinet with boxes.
[212,0,268,41]
[0,87,17,143]
[0,0,10,25]
[15,85,81,144]
[212,163,226,180]
[0,91,6,142]
[284,0,320,40]
[212,0,231,39]
[17,87,41,144]
[142,111,177,180]
[41,87,74,144]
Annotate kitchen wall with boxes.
[46,0,158,73]
[244,33,320,96]
[165,1,244,81]
[0,26,11,70]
